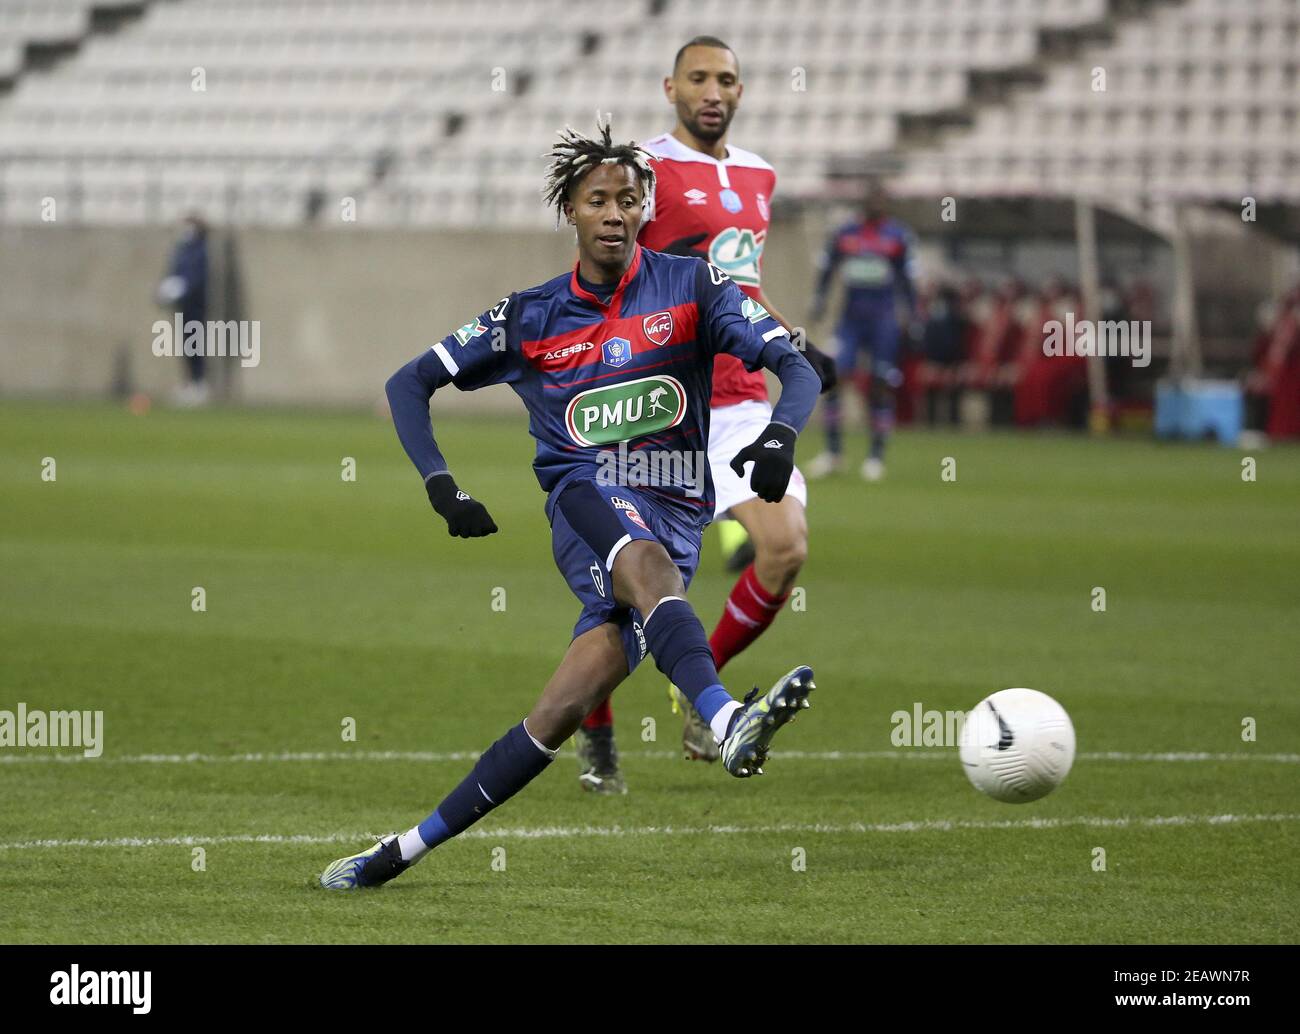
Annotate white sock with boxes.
[710,700,742,743]
[397,827,430,863]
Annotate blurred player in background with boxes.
[570,36,837,792]
[155,214,211,406]
[808,182,919,481]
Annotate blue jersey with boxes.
[814,217,918,326]
[398,244,804,522]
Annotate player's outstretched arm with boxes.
[384,351,499,539]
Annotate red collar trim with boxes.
[569,243,643,315]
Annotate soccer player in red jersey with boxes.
[572,37,836,791]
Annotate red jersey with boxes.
[638,132,777,407]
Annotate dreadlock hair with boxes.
[541,116,656,228]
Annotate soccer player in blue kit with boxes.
[807,181,919,482]
[320,121,821,890]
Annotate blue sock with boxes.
[643,597,732,725]
[415,722,553,850]
[869,402,894,461]
[824,391,843,455]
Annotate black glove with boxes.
[729,422,797,504]
[801,339,839,394]
[425,473,498,538]
[660,232,709,259]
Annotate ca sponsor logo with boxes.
[564,374,687,447]
[740,297,770,324]
[709,227,765,287]
[543,341,594,362]
[454,318,487,346]
[642,310,673,346]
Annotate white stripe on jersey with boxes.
[431,341,460,376]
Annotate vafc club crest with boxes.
[602,336,632,367]
[642,310,673,346]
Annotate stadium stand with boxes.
[897,0,1300,205]
[14,0,1291,226]
[1,0,1296,432]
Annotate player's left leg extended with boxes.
[320,623,630,890]
[321,489,816,894]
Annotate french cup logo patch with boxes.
[602,337,632,368]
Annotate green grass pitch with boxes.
[1,400,1297,943]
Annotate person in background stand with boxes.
[157,214,210,406]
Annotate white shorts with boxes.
[708,399,808,521]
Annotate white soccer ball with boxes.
[958,688,1075,803]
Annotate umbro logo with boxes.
[762,439,783,449]
[683,188,707,206]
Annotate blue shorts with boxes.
[549,478,704,674]
[835,318,903,386]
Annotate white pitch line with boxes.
[0,813,1297,852]
[0,749,1297,765]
